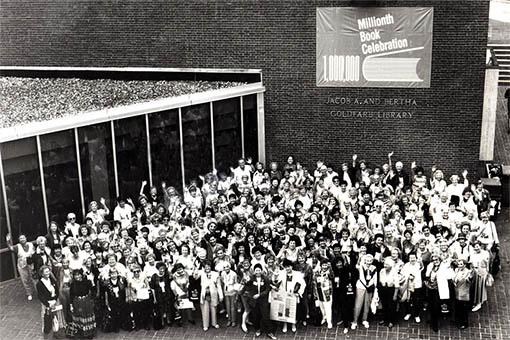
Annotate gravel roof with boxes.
[0,77,245,129]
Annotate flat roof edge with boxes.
[0,82,265,143]
[0,66,263,74]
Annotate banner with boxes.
[317,7,433,88]
[269,291,297,323]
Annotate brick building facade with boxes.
[0,0,490,176]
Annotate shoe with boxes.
[404,314,411,321]
[226,322,231,327]
[378,320,385,326]
[255,330,261,337]
[362,321,369,329]
[388,323,394,329]
[415,317,421,323]
[351,322,357,330]
[336,320,343,326]
[267,333,277,340]
[472,304,482,312]
[203,327,208,331]
[291,324,296,333]
[27,295,32,301]
[343,328,349,334]
[213,324,219,329]
[282,324,287,333]
[459,325,467,330]
[231,323,236,328]
[302,321,307,327]
[321,319,326,325]
[327,324,333,329]
[241,324,249,333]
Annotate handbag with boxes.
[102,309,113,333]
[52,314,60,332]
[491,251,501,276]
[486,274,494,287]
[43,310,52,334]
[153,307,163,330]
[370,288,379,314]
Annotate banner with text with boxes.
[316,7,433,88]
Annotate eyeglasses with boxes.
[133,270,141,273]
[69,218,76,220]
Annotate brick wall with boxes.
[0,0,489,178]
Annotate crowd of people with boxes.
[6,153,501,339]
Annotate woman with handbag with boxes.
[37,265,67,336]
[469,241,490,312]
[400,253,423,324]
[68,269,96,339]
[313,258,335,329]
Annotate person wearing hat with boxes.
[449,233,471,263]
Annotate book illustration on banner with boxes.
[363,47,425,82]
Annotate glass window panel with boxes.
[1,137,46,242]
[0,251,15,282]
[40,130,82,226]
[213,98,242,174]
[78,123,116,215]
[243,95,259,162]
[182,103,212,183]
[114,116,149,200]
[0,176,7,249]
[149,110,182,192]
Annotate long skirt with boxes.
[471,272,488,306]
[67,296,96,339]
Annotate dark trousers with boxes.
[133,299,152,329]
[339,293,354,325]
[428,289,441,330]
[455,300,469,328]
[252,298,275,334]
[379,286,397,324]
[401,288,423,317]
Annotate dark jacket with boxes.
[37,277,59,307]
